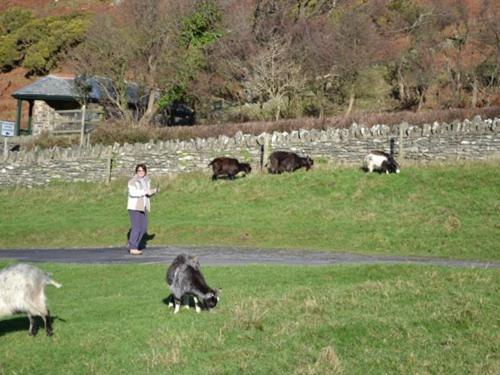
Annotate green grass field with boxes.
[0,161,499,373]
[0,262,498,374]
[0,161,499,260]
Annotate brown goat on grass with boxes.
[208,157,252,180]
[267,151,314,174]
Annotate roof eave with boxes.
[11,94,80,101]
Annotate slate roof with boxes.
[84,76,146,106]
[12,75,145,105]
[12,75,81,101]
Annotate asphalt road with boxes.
[0,246,498,268]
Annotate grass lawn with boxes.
[0,262,498,374]
[0,160,499,260]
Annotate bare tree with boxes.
[70,14,136,122]
[70,0,190,126]
[208,0,315,120]
[207,0,257,102]
[418,0,500,108]
[121,0,182,126]
[243,36,306,120]
[329,4,390,116]
[476,0,500,105]
[292,14,341,117]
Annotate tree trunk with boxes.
[416,88,426,112]
[397,65,406,102]
[471,76,478,108]
[319,89,325,119]
[455,71,462,107]
[275,103,281,122]
[138,89,157,127]
[0,80,11,96]
[345,90,355,117]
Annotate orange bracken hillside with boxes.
[0,1,114,121]
[0,0,112,15]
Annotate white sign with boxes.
[1,121,15,137]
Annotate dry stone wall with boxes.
[1,116,499,188]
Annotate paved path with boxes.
[0,246,498,268]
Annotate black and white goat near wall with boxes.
[363,138,400,174]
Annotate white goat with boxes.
[0,263,62,336]
[363,151,400,174]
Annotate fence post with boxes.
[257,133,272,172]
[390,138,395,156]
[3,137,7,160]
[259,142,264,172]
[263,133,271,170]
[80,104,86,147]
[106,147,113,184]
[399,124,405,160]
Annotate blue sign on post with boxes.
[1,121,15,137]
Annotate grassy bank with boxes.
[0,161,499,260]
[0,262,498,374]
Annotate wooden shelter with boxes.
[11,75,144,136]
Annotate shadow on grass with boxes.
[140,233,156,250]
[162,294,198,310]
[0,315,65,337]
[211,174,249,181]
[126,230,156,250]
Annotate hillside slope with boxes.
[1,1,498,123]
[0,0,111,15]
[0,1,113,121]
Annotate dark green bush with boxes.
[0,10,89,74]
[0,7,33,35]
[0,34,20,71]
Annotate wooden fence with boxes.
[51,106,103,145]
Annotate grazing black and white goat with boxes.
[363,138,401,175]
[0,263,62,336]
[166,254,219,314]
[208,157,252,180]
[363,151,400,174]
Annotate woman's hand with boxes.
[147,187,159,197]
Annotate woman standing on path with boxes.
[127,163,159,255]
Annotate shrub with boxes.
[25,106,500,149]
[0,7,33,35]
[23,132,80,151]
[90,121,160,145]
[0,11,89,74]
[0,34,20,72]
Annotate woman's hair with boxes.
[135,163,147,174]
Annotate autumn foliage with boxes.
[0,0,499,126]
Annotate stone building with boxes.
[10,75,142,135]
